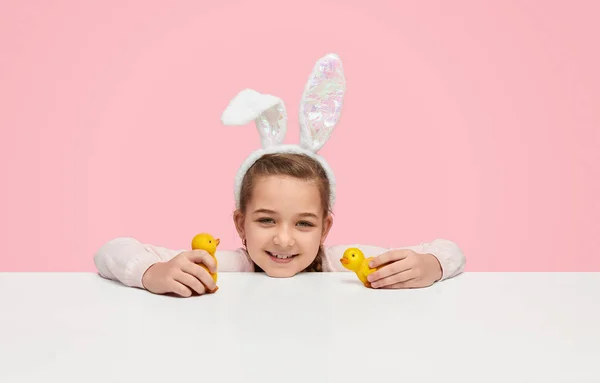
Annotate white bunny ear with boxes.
[298,53,346,152]
[221,88,287,148]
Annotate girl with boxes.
[93,53,466,297]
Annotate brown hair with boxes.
[238,152,332,272]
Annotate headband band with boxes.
[220,53,346,210]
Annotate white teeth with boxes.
[270,252,294,259]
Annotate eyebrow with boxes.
[298,212,319,219]
[252,209,277,215]
[252,209,319,219]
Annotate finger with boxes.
[181,262,217,291]
[186,250,217,273]
[368,258,412,282]
[383,278,424,289]
[371,269,416,288]
[369,249,411,268]
[168,280,193,297]
[174,270,207,295]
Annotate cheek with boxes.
[298,230,323,247]
[244,223,267,246]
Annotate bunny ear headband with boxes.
[221,53,346,210]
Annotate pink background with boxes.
[1,1,598,272]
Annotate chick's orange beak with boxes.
[340,257,349,265]
[215,238,220,246]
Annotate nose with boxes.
[273,226,295,247]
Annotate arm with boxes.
[323,238,466,282]
[417,238,466,281]
[93,237,254,289]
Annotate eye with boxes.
[258,218,275,224]
[209,241,211,243]
[297,221,315,227]
[352,254,355,257]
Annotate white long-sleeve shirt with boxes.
[93,237,466,289]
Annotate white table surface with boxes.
[1,272,599,382]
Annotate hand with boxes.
[367,249,442,289]
[141,250,217,297]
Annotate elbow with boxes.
[93,237,141,275]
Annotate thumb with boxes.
[188,250,217,272]
[368,255,385,268]
[369,249,407,268]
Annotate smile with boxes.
[266,251,298,262]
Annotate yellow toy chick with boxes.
[340,247,384,288]
[191,233,220,293]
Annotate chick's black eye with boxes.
[209,241,211,243]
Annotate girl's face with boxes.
[234,175,333,277]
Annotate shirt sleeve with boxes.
[93,237,254,289]
[322,238,466,282]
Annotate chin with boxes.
[257,253,311,278]
[260,261,304,278]
[263,269,299,278]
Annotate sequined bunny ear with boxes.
[221,88,288,148]
[298,53,346,152]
